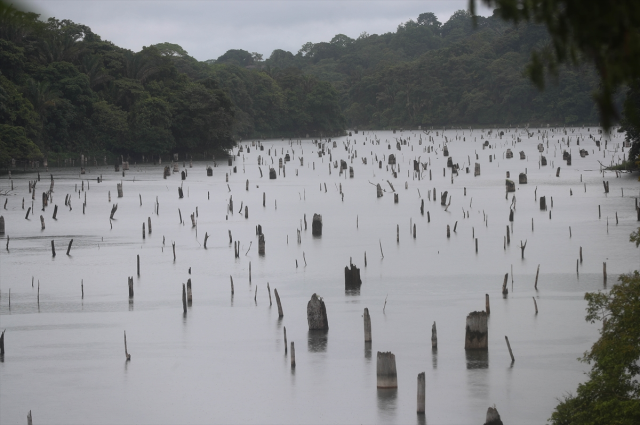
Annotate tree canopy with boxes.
[470,0,640,130]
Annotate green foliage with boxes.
[549,234,640,424]
[470,0,640,131]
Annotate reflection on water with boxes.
[466,350,489,369]
[345,289,360,297]
[376,388,397,422]
[364,341,372,360]
[307,330,328,352]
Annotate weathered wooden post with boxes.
[417,372,425,414]
[51,240,56,256]
[533,297,538,314]
[128,276,134,298]
[502,273,509,295]
[0,216,4,235]
[431,322,437,349]
[27,411,32,425]
[117,183,123,198]
[485,294,490,314]
[274,289,283,317]
[376,352,398,388]
[312,214,322,236]
[40,215,45,230]
[148,217,152,234]
[137,255,140,276]
[540,196,546,210]
[307,293,329,330]
[187,278,192,305]
[364,308,372,342]
[182,283,187,314]
[0,329,5,355]
[464,311,488,350]
[345,263,362,289]
[66,239,73,255]
[377,184,383,198]
[230,275,234,295]
[603,262,607,284]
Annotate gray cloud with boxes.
[18,0,494,61]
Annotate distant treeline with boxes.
[0,6,618,165]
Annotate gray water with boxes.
[1,128,638,424]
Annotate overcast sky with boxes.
[18,0,494,61]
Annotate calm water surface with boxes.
[1,128,639,424]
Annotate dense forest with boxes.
[0,5,622,165]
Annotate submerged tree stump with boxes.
[269,168,276,179]
[364,308,372,342]
[506,179,515,192]
[540,196,546,210]
[307,293,329,330]
[258,234,265,255]
[345,263,362,289]
[128,276,134,298]
[376,184,383,198]
[312,214,322,236]
[431,321,437,349]
[376,351,398,388]
[117,183,123,198]
[187,278,192,306]
[464,311,488,350]
[417,372,425,414]
[0,216,4,235]
[519,173,527,184]
[484,406,504,425]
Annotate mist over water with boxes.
[1,128,638,424]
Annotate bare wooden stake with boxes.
[230,275,234,295]
[182,283,187,314]
[274,288,284,317]
[485,294,490,314]
[505,336,515,363]
[66,239,73,255]
[535,264,540,289]
[533,297,538,314]
[124,330,131,360]
[291,341,296,368]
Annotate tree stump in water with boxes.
[128,276,134,298]
[388,154,396,165]
[117,183,123,198]
[258,234,265,255]
[187,278,192,305]
[464,311,488,350]
[440,191,448,206]
[484,406,504,425]
[394,193,398,203]
[312,214,322,236]
[364,308,372,342]
[307,293,329,330]
[417,372,426,414]
[269,168,276,179]
[376,184,383,198]
[0,216,5,235]
[345,263,362,289]
[376,352,398,388]
[431,322,437,349]
[206,166,212,176]
[506,179,515,192]
[519,173,527,184]
[474,163,480,176]
[541,156,547,166]
[539,196,546,210]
